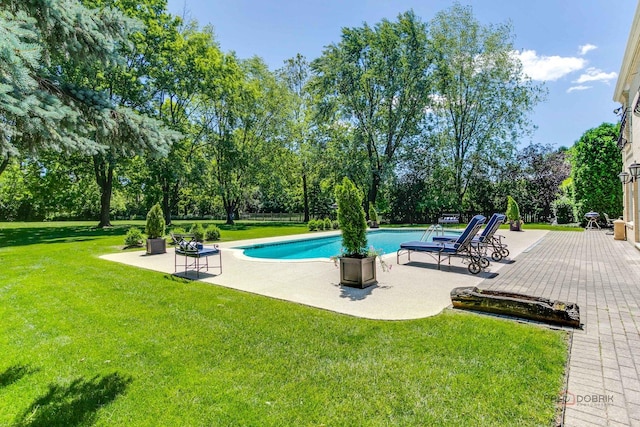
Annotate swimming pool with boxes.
[236,229,462,260]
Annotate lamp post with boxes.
[630,161,640,243]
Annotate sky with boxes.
[166,0,638,149]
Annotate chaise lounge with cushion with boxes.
[433,213,508,261]
[397,215,487,274]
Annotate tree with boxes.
[428,3,546,209]
[0,0,167,176]
[279,54,313,221]
[85,0,182,227]
[147,23,220,225]
[202,55,291,224]
[570,122,622,221]
[516,144,570,220]
[311,11,434,207]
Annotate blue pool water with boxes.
[237,229,461,260]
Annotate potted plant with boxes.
[368,202,379,229]
[145,203,166,254]
[506,196,522,231]
[335,177,377,288]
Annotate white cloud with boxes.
[579,44,597,55]
[573,67,618,84]
[515,49,586,81]
[567,85,592,93]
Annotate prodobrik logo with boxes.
[558,391,614,407]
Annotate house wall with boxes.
[614,1,640,247]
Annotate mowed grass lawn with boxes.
[0,221,568,426]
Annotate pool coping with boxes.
[100,228,549,320]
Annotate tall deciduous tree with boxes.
[428,3,546,209]
[279,54,313,221]
[202,55,290,224]
[570,122,622,220]
[146,23,218,225]
[311,11,434,208]
[86,0,182,227]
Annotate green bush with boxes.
[506,196,521,222]
[308,219,318,231]
[335,177,367,256]
[124,227,144,247]
[171,226,186,235]
[551,196,574,224]
[332,220,340,230]
[323,218,332,230]
[189,223,205,242]
[205,224,221,241]
[145,203,165,239]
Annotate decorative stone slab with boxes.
[450,286,580,328]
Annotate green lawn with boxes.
[0,221,568,426]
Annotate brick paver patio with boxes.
[479,230,640,426]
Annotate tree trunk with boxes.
[162,180,172,226]
[302,172,309,223]
[94,155,114,228]
[225,203,235,225]
[0,155,10,177]
[367,172,381,216]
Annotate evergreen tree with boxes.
[1,0,180,226]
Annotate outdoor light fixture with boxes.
[614,106,623,115]
[619,171,631,184]
[630,161,640,180]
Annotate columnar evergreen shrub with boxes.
[323,218,332,230]
[368,203,378,222]
[506,196,521,222]
[335,177,367,257]
[145,203,165,239]
[308,219,318,231]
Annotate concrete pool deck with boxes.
[100,228,548,320]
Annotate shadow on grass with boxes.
[14,372,132,427]
[0,364,39,388]
[0,225,130,247]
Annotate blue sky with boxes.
[167,0,636,149]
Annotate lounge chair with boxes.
[603,213,615,228]
[433,213,508,261]
[397,215,487,274]
[174,235,222,278]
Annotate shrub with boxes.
[308,219,318,231]
[551,196,575,224]
[145,203,165,239]
[171,226,186,234]
[332,220,340,230]
[323,218,332,230]
[506,196,521,222]
[335,177,367,256]
[189,223,205,242]
[124,227,144,247]
[205,224,221,241]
